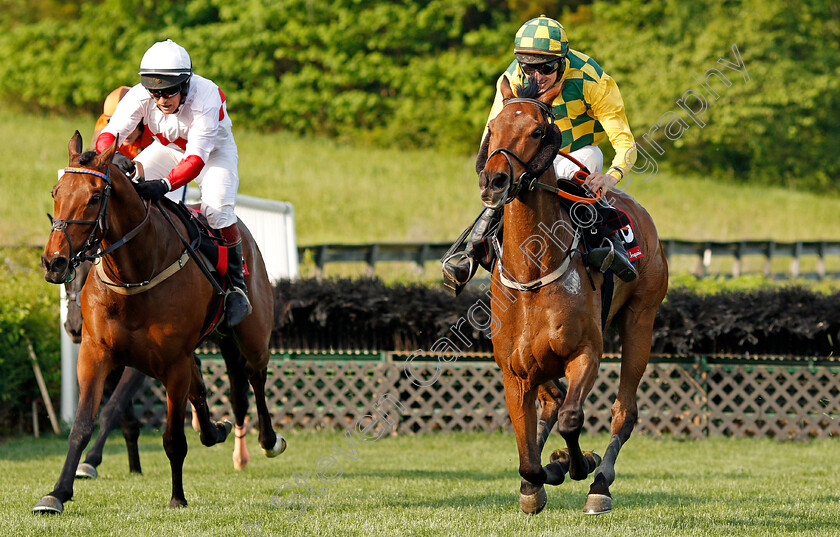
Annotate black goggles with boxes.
[520,58,562,76]
[148,86,181,99]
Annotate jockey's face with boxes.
[520,58,563,94]
[152,91,182,114]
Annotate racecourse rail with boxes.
[126,350,840,441]
[298,239,840,279]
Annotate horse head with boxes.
[479,77,564,209]
[42,131,118,283]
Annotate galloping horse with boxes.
[481,79,668,515]
[34,132,285,514]
[64,265,253,480]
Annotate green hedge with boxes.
[0,248,60,435]
[0,0,837,189]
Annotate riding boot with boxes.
[586,232,638,282]
[220,224,253,327]
[442,208,501,297]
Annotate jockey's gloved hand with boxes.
[133,179,170,201]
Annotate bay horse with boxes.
[64,265,253,480]
[481,78,668,515]
[34,132,285,514]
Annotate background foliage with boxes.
[0,0,837,189]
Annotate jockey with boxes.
[95,39,251,327]
[442,15,639,296]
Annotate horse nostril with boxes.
[492,172,509,190]
[50,256,68,275]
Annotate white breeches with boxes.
[552,145,603,180]
[134,140,240,229]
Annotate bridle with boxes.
[484,96,597,292]
[484,97,556,209]
[484,96,604,209]
[48,166,150,281]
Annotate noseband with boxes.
[48,166,150,280]
[484,98,556,209]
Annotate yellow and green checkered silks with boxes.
[484,49,637,181]
[514,16,569,57]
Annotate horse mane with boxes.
[78,151,98,166]
[511,75,541,100]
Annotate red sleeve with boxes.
[95,132,116,154]
[165,154,205,190]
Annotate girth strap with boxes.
[496,233,581,292]
[96,251,190,295]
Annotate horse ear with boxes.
[95,134,119,170]
[538,83,563,106]
[500,76,514,100]
[68,131,83,163]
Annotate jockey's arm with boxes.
[584,74,637,193]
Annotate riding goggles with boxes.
[148,86,181,99]
[520,58,562,76]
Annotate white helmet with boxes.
[139,39,192,91]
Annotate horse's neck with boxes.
[99,169,174,281]
[502,173,575,281]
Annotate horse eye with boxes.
[89,195,101,206]
[531,128,544,139]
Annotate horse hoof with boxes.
[32,495,64,515]
[221,419,233,437]
[583,493,612,515]
[519,486,547,515]
[75,462,98,479]
[169,497,188,508]
[584,451,602,473]
[262,436,287,458]
[549,448,570,465]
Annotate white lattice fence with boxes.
[130,357,840,439]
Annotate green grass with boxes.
[6,105,840,248]
[1,431,839,536]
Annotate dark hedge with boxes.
[273,279,840,357]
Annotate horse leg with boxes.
[77,367,146,478]
[33,350,108,514]
[187,354,232,447]
[220,337,251,469]
[502,372,547,514]
[556,349,601,484]
[585,305,657,515]
[162,366,191,508]
[536,381,570,487]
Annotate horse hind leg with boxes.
[163,368,191,508]
[247,364,285,458]
[188,354,232,447]
[220,337,251,469]
[585,304,658,516]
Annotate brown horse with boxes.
[480,78,668,515]
[34,132,285,514]
[65,264,253,479]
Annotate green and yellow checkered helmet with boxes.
[514,15,569,62]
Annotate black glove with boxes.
[133,179,170,201]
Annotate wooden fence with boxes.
[130,351,840,440]
[298,240,840,279]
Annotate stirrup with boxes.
[441,252,475,297]
[224,288,253,327]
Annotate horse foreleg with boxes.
[187,354,232,447]
[163,368,190,508]
[536,380,568,486]
[585,305,657,515]
[33,353,108,514]
[78,367,146,478]
[557,349,601,483]
[502,372,546,514]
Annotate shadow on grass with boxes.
[0,433,163,461]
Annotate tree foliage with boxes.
[0,0,836,189]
